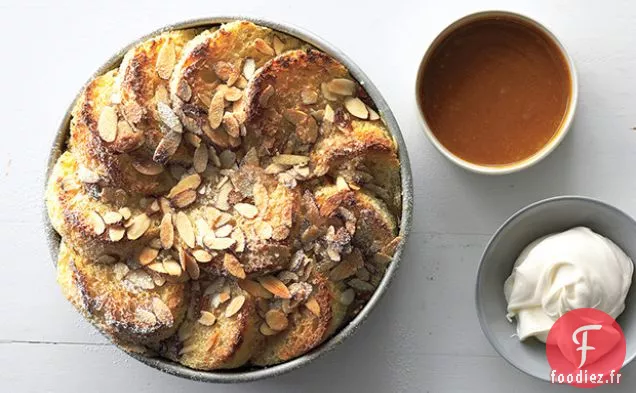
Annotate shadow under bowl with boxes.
[476,196,636,381]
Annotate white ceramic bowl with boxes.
[415,11,578,175]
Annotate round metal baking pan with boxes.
[43,16,414,383]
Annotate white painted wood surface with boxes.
[2,0,636,391]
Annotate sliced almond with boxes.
[224,87,242,102]
[185,253,200,279]
[108,227,125,242]
[206,237,235,250]
[301,88,318,105]
[257,276,291,299]
[215,224,233,238]
[146,261,167,274]
[344,97,369,119]
[305,296,321,316]
[176,79,192,102]
[208,90,225,129]
[192,249,212,263]
[223,253,246,279]
[156,42,176,80]
[78,165,100,183]
[231,228,245,253]
[160,213,174,249]
[215,180,233,211]
[367,106,380,121]
[171,189,197,209]
[135,308,157,325]
[102,211,123,225]
[339,288,355,305]
[259,85,274,107]
[123,101,143,125]
[327,78,356,96]
[272,154,309,166]
[126,213,151,240]
[198,311,216,326]
[239,279,272,299]
[149,238,162,249]
[153,130,182,164]
[234,203,258,219]
[264,163,286,174]
[132,160,164,176]
[163,259,182,276]
[242,58,256,80]
[336,175,350,191]
[175,212,195,248]
[193,144,208,173]
[254,38,274,55]
[167,174,201,198]
[222,112,240,138]
[138,247,159,266]
[118,207,132,220]
[272,35,285,55]
[260,322,278,336]
[323,104,335,122]
[265,309,288,331]
[96,254,118,264]
[97,106,118,143]
[152,297,173,324]
[88,211,106,235]
[321,82,338,101]
[225,295,246,317]
[157,102,183,133]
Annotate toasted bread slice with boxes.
[69,70,175,195]
[311,120,401,214]
[162,280,261,370]
[57,242,188,345]
[314,186,397,253]
[243,49,351,155]
[251,273,347,366]
[169,21,302,149]
[46,151,160,261]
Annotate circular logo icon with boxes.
[546,308,626,388]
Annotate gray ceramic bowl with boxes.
[43,16,413,383]
[476,196,636,381]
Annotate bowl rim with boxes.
[42,15,414,383]
[475,195,636,381]
[414,10,579,175]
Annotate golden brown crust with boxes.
[169,21,302,149]
[46,152,160,261]
[69,70,175,195]
[57,242,189,344]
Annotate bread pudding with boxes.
[46,20,403,370]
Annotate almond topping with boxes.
[135,308,157,325]
[163,259,182,276]
[305,296,321,316]
[167,174,201,198]
[198,311,216,326]
[260,322,278,336]
[175,212,195,248]
[118,207,132,220]
[176,79,192,102]
[344,97,369,119]
[139,247,159,266]
[224,87,242,102]
[78,165,100,183]
[242,58,256,80]
[265,309,289,331]
[327,78,356,96]
[206,237,235,250]
[301,88,318,105]
[222,112,240,138]
[132,160,165,176]
[156,42,176,80]
[146,261,167,274]
[336,175,350,191]
[126,214,150,240]
[254,38,275,55]
[208,90,225,129]
[321,82,338,101]
[157,102,183,133]
[160,213,174,249]
[102,211,123,224]
[193,144,208,173]
[88,211,105,235]
[223,253,246,279]
[225,295,246,317]
[171,189,197,209]
[368,106,380,120]
[192,249,212,263]
[152,298,173,324]
[185,253,200,279]
[238,279,272,299]
[234,203,258,219]
[283,109,307,125]
[257,276,291,299]
[108,227,125,242]
[256,221,273,240]
[97,106,118,142]
[153,130,182,164]
[231,228,246,253]
[215,224,233,238]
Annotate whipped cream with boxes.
[504,226,633,342]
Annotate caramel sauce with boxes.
[419,17,571,166]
